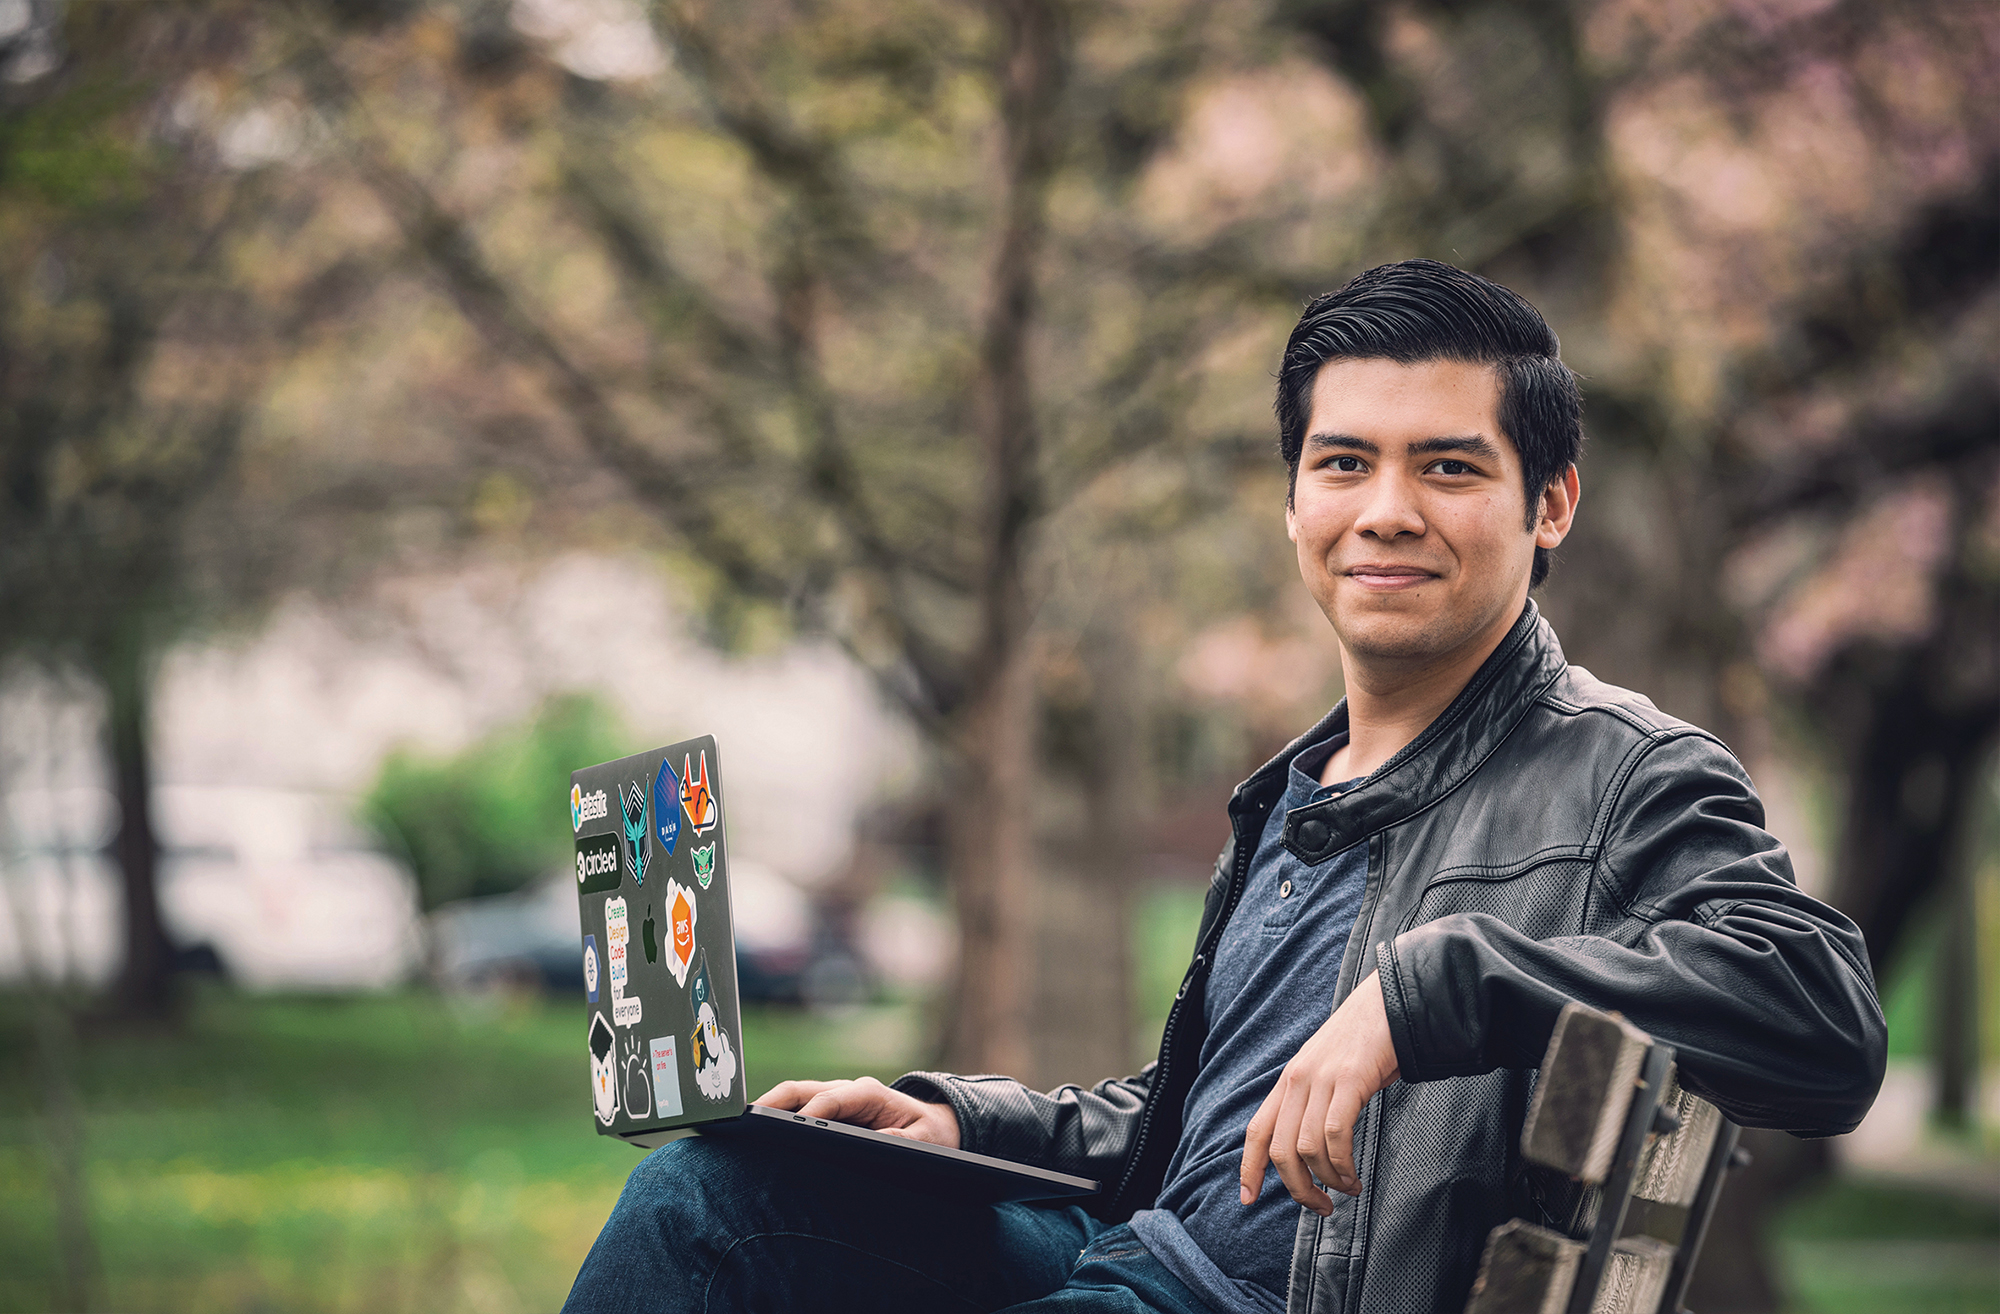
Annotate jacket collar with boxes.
[1227,601,1568,863]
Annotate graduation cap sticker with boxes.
[589,1012,619,1126]
[688,951,737,1101]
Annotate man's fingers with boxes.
[1267,1075,1333,1217]
[1239,1086,1283,1204]
[799,1084,882,1125]
[1295,1082,1339,1196]
[1322,1083,1369,1196]
[754,1079,840,1110]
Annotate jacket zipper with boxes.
[1110,796,1262,1212]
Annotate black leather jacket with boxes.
[897,604,1885,1313]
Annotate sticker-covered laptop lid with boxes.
[572,735,746,1139]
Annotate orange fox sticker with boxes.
[679,751,718,837]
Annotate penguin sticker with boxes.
[589,1011,618,1125]
[688,950,738,1101]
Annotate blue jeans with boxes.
[561,1135,1216,1313]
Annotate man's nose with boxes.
[1353,469,1426,540]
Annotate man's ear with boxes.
[1285,494,1300,544]
[1535,464,1580,549]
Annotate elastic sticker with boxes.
[572,783,608,834]
[650,1034,684,1118]
[576,833,621,895]
[688,951,737,1101]
[662,877,697,988]
[590,1012,618,1125]
[679,751,718,837]
[691,843,715,890]
[652,757,682,858]
[582,933,600,1003]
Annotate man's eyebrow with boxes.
[1409,435,1502,459]
[1303,433,1378,453]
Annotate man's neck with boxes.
[1319,604,1526,786]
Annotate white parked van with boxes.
[0,785,423,990]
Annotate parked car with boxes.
[428,856,861,1005]
[0,785,424,990]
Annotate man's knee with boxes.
[616,1134,774,1229]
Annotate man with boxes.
[562,259,1884,1313]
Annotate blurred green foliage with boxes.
[0,77,147,209]
[362,694,628,910]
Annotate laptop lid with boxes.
[572,735,747,1141]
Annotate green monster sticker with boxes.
[692,843,715,890]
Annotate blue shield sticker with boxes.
[653,758,682,857]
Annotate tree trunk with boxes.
[1031,613,1143,1089]
[941,649,1038,1076]
[934,0,1066,1077]
[99,629,173,1020]
[32,1001,99,1311]
[1932,836,1979,1129]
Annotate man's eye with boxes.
[1332,456,1363,472]
[1435,460,1472,475]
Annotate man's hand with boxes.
[755,1076,961,1148]
[1240,970,1401,1215]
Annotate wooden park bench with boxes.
[1464,1004,1752,1314]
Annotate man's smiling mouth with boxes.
[1344,564,1436,589]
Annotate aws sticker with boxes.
[679,751,718,837]
[582,933,600,1003]
[576,833,620,895]
[652,758,682,858]
[590,1012,618,1125]
[649,1034,684,1118]
[691,843,715,890]
[661,877,697,988]
[619,781,649,886]
[688,951,736,1101]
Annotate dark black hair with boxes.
[1275,259,1583,588]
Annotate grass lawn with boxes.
[2,881,1994,1313]
[1773,1178,2000,1314]
[0,986,920,1314]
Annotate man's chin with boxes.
[1332,611,1458,664]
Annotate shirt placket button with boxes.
[1279,879,1293,899]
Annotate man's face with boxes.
[1286,357,1571,669]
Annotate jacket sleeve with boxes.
[890,1065,1155,1183]
[1377,729,1886,1137]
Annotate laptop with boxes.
[571,735,1097,1204]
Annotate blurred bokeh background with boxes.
[0,0,1993,1310]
